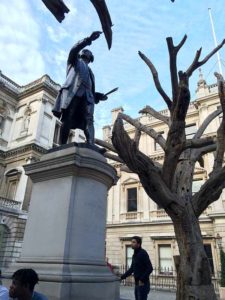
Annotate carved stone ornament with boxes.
[0,99,9,135]
[22,105,32,132]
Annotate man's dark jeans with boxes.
[134,282,150,300]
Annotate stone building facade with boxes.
[0,69,224,280]
[0,71,84,268]
[104,72,225,277]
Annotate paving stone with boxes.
[120,286,176,300]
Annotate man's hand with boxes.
[139,280,144,286]
[95,92,108,101]
[89,31,102,41]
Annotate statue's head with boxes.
[80,49,94,64]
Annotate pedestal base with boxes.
[3,145,119,300]
[4,262,119,300]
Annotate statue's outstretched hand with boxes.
[89,31,102,41]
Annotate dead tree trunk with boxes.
[172,203,216,300]
[101,35,225,300]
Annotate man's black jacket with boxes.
[121,248,153,284]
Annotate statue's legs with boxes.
[59,98,95,145]
[59,121,70,145]
[84,103,95,144]
[59,97,81,145]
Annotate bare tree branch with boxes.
[162,72,190,188]
[192,167,225,216]
[166,35,187,102]
[184,136,216,150]
[134,129,141,147]
[194,108,222,139]
[95,138,116,153]
[112,116,182,211]
[138,51,172,110]
[186,48,202,77]
[104,152,123,163]
[119,112,166,150]
[120,165,132,173]
[212,72,225,172]
[193,144,217,163]
[139,105,170,126]
[176,34,188,52]
[186,39,225,77]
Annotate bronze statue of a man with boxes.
[52,31,107,145]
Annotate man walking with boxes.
[52,31,107,145]
[121,236,153,300]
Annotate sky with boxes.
[0,0,225,138]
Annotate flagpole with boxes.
[208,8,223,75]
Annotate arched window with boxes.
[4,168,22,200]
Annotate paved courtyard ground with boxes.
[120,286,176,300]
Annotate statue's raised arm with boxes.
[67,32,102,67]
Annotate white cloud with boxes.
[46,25,70,43]
[1,0,225,137]
[0,0,45,84]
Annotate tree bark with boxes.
[173,202,216,300]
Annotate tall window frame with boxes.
[158,244,173,274]
[204,243,214,275]
[126,245,133,269]
[5,169,21,200]
[127,187,138,212]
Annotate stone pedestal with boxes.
[4,144,119,300]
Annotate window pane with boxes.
[128,188,137,201]
[127,188,137,212]
[185,124,197,138]
[192,180,204,194]
[204,244,214,274]
[7,180,17,200]
[126,246,133,268]
[159,245,173,271]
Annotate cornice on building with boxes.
[19,75,60,99]
[0,143,47,159]
[0,71,60,99]
[106,215,212,228]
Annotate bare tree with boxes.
[96,36,225,299]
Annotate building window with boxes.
[204,244,214,274]
[154,131,164,151]
[5,169,21,200]
[6,179,18,200]
[126,246,133,269]
[127,187,137,212]
[53,122,61,146]
[192,179,204,195]
[185,123,197,139]
[159,245,173,273]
